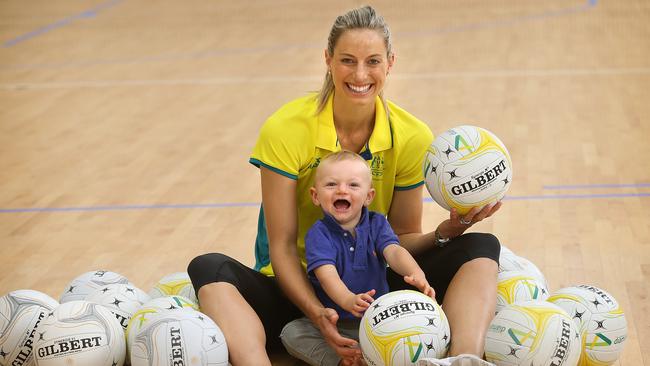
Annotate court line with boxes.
[1,192,648,214]
[1,0,596,69]
[0,75,323,90]
[500,192,650,201]
[3,67,649,91]
[0,202,261,213]
[397,0,597,38]
[394,68,650,79]
[543,183,650,190]
[2,0,123,48]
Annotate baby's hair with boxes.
[316,150,372,181]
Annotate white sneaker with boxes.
[416,357,451,366]
[416,354,495,366]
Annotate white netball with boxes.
[86,283,151,331]
[495,270,549,314]
[148,272,198,304]
[359,290,449,365]
[548,285,627,365]
[126,295,199,354]
[59,270,131,304]
[485,300,581,366]
[423,125,512,215]
[499,245,514,256]
[0,289,59,366]
[498,252,548,289]
[130,308,228,366]
[32,300,125,366]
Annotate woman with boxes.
[188,6,501,366]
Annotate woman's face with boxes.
[326,29,394,108]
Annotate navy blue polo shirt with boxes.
[305,207,399,319]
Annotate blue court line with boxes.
[398,0,597,38]
[0,202,261,213]
[1,191,648,214]
[501,192,650,201]
[424,192,650,202]
[3,0,123,48]
[543,183,650,190]
[2,0,597,69]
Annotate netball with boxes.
[148,272,198,304]
[423,125,512,215]
[0,290,59,366]
[129,308,228,366]
[32,300,126,366]
[495,270,549,314]
[498,251,549,290]
[359,290,450,366]
[548,285,627,365]
[126,295,200,354]
[485,300,581,366]
[86,283,151,330]
[59,270,131,304]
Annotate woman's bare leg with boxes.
[442,258,498,356]
[198,282,272,366]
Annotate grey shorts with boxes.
[280,317,360,366]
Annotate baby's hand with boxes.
[404,274,436,300]
[345,289,376,317]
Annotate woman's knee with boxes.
[480,232,501,257]
[187,252,240,295]
[463,232,501,262]
[187,253,230,278]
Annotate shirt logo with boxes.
[308,157,321,170]
[370,155,384,178]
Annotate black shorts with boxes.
[187,232,499,348]
[187,253,302,349]
[387,232,500,303]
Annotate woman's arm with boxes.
[260,167,316,313]
[387,186,502,253]
[260,167,360,359]
[386,186,434,254]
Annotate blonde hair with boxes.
[316,5,393,114]
[316,150,371,182]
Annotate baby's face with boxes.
[311,159,374,227]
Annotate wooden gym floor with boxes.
[1,1,648,364]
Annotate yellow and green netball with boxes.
[495,270,549,314]
[485,300,581,365]
[359,290,450,365]
[548,285,627,365]
[423,125,512,215]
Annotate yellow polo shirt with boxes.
[249,93,433,276]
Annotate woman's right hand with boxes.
[313,307,363,364]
